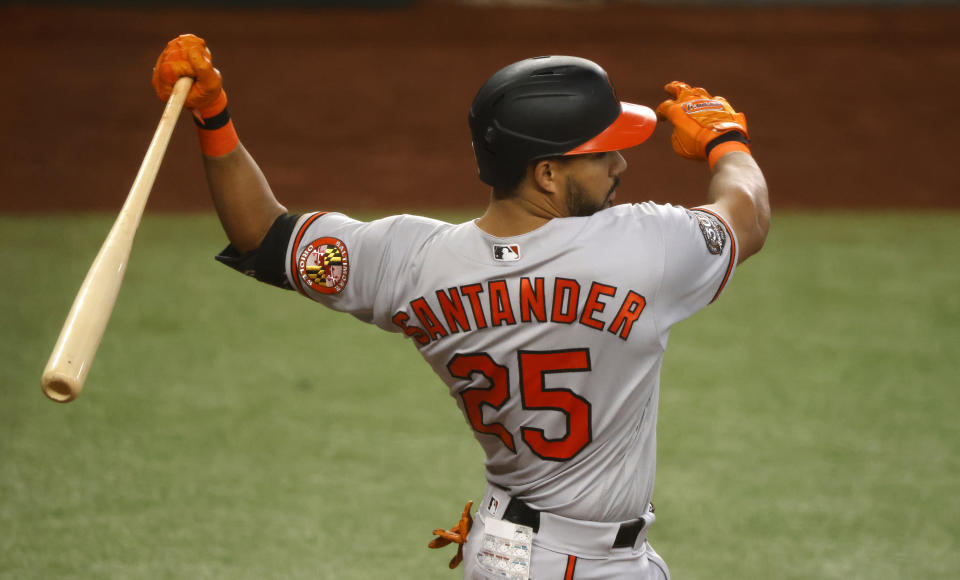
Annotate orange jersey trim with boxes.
[691,207,737,304]
[564,555,578,580]
[289,212,329,296]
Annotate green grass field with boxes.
[1,212,957,579]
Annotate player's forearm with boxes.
[151,36,286,253]
[203,144,287,253]
[706,152,770,262]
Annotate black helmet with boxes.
[469,55,656,190]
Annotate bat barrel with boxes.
[40,76,193,403]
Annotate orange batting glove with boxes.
[152,34,224,116]
[428,500,473,569]
[152,34,238,156]
[655,81,751,169]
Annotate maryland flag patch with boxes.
[296,237,349,294]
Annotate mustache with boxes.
[608,176,621,196]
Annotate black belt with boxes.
[501,497,648,549]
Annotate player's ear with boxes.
[532,158,564,194]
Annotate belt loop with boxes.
[633,512,656,551]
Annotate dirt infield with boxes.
[1,3,958,213]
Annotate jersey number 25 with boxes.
[447,349,592,461]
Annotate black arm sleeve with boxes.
[214,213,302,290]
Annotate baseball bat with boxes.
[41,76,194,403]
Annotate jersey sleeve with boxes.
[282,211,445,329]
[649,203,739,328]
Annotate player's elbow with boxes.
[724,178,770,262]
[708,152,770,264]
[733,181,770,264]
[228,206,289,254]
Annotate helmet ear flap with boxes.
[483,126,497,148]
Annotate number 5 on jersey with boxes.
[447,349,592,461]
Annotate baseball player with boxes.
[153,35,769,579]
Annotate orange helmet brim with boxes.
[564,102,657,156]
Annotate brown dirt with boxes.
[1,3,958,214]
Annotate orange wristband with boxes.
[706,132,751,170]
[196,121,239,157]
[193,91,239,157]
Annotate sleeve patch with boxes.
[295,237,350,294]
[693,211,727,255]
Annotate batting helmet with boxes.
[468,56,656,190]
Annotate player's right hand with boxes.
[655,81,748,162]
[152,34,225,117]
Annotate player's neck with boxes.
[476,195,562,237]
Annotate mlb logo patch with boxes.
[488,497,499,513]
[493,244,521,261]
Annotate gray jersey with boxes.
[282,202,737,522]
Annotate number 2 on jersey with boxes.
[447,349,592,461]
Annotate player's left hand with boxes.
[428,500,473,569]
[655,81,749,161]
[152,34,225,117]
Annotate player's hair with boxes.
[468,56,656,191]
[491,155,569,200]
[491,181,523,200]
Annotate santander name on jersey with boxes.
[391,277,647,346]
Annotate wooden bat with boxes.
[41,76,194,403]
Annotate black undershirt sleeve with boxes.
[214,213,302,290]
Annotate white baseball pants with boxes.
[462,485,670,580]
